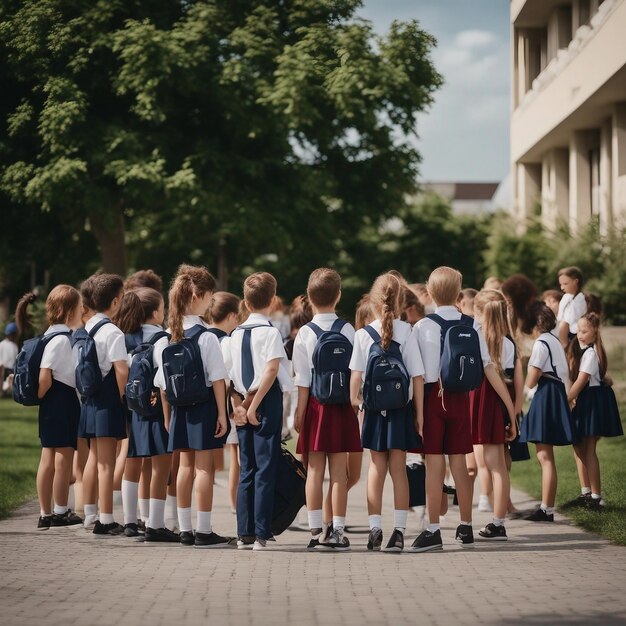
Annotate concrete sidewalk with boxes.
[0,464,625,626]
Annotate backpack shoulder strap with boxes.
[184,324,209,341]
[537,339,558,376]
[148,330,170,345]
[89,318,111,338]
[330,318,347,334]
[426,313,446,328]
[306,322,323,338]
[363,325,381,343]
[459,314,474,327]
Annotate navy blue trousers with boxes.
[236,382,282,540]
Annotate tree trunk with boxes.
[89,209,128,276]
[217,237,228,290]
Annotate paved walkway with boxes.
[0,463,625,626]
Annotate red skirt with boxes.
[296,396,363,454]
[469,379,506,445]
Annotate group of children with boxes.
[10,263,622,552]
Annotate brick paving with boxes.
[0,466,625,626]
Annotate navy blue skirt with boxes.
[573,384,623,438]
[168,387,230,452]
[128,410,170,457]
[39,380,80,449]
[520,377,576,446]
[78,368,127,440]
[362,402,421,452]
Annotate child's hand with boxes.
[150,391,158,407]
[215,414,227,438]
[415,414,424,439]
[505,416,518,442]
[294,412,303,434]
[232,405,248,426]
[247,406,261,427]
[603,374,614,387]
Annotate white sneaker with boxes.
[478,496,493,512]
[253,538,269,551]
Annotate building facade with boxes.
[511,0,626,234]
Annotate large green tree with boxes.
[1,0,442,291]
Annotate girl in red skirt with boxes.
[470,289,521,541]
[294,268,362,551]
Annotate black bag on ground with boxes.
[271,446,307,536]
[509,413,531,462]
[406,463,426,507]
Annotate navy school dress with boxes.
[360,327,420,453]
[167,326,229,452]
[572,347,623,438]
[78,368,127,439]
[127,329,171,458]
[520,340,576,446]
[39,379,81,449]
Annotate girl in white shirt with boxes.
[567,312,622,510]
[15,286,83,529]
[557,266,587,348]
[521,302,575,522]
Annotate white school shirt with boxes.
[225,313,291,396]
[85,313,127,377]
[349,318,424,400]
[292,313,356,388]
[39,324,76,388]
[474,321,515,372]
[414,306,491,384]
[579,345,601,387]
[557,292,587,334]
[153,316,227,390]
[528,331,570,390]
[0,338,18,369]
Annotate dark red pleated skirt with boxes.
[469,379,507,445]
[296,396,363,454]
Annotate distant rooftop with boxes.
[422,181,500,201]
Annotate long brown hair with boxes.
[15,292,38,335]
[369,273,402,350]
[474,289,512,376]
[16,286,81,335]
[114,288,163,334]
[567,312,607,382]
[168,264,216,341]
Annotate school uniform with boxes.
[78,313,128,440]
[414,306,491,456]
[226,313,290,540]
[293,313,362,454]
[469,331,516,445]
[154,315,228,452]
[557,292,587,340]
[350,318,423,452]
[207,327,239,446]
[127,324,170,458]
[572,346,623,438]
[38,324,80,449]
[520,332,576,446]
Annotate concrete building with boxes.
[511,0,626,234]
[422,181,500,215]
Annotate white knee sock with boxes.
[394,510,408,532]
[138,498,150,523]
[165,494,177,520]
[197,511,212,534]
[121,479,139,525]
[177,507,192,532]
[148,498,166,530]
[307,509,323,532]
[368,514,382,530]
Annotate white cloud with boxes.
[455,29,498,49]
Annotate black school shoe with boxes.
[37,515,52,530]
[409,529,443,553]
[93,521,124,536]
[455,524,474,547]
[317,528,351,552]
[123,522,144,537]
[382,528,404,553]
[144,527,180,543]
[586,497,605,512]
[560,494,591,510]
[478,523,508,541]
[50,509,83,527]
[524,507,554,522]
[237,535,255,550]
[194,532,237,548]
[367,527,383,551]
[179,531,195,546]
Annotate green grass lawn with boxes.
[511,404,626,545]
[0,399,40,518]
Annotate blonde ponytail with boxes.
[370,273,402,350]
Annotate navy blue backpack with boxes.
[125,331,170,416]
[307,319,352,405]
[161,325,211,407]
[73,319,111,398]
[12,331,71,406]
[427,313,484,392]
[362,326,410,413]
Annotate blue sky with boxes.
[360,0,510,182]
